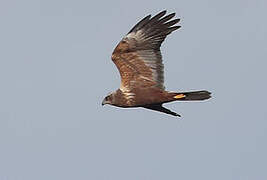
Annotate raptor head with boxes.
[102,92,114,106]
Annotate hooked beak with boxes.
[102,99,107,106]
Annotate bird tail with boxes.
[172,90,211,101]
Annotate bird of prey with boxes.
[102,10,211,117]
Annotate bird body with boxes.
[102,10,211,117]
[109,88,173,108]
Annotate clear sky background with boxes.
[0,0,266,179]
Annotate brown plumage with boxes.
[102,10,211,117]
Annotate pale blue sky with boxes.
[0,0,267,179]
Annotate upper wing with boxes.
[111,10,180,91]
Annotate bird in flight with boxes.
[102,10,211,117]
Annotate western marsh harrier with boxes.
[102,10,211,117]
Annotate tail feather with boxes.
[174,90,211,101]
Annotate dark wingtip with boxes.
[159,10,167,14]
[175,113,181,117]
[169,12,176,16]
[128,14,151,33]
[169,111,181,117]
[127,10,181,49]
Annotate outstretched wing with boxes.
[111,10,180,91]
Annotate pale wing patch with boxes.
[126,30,145,41]
[137,50,165,90]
